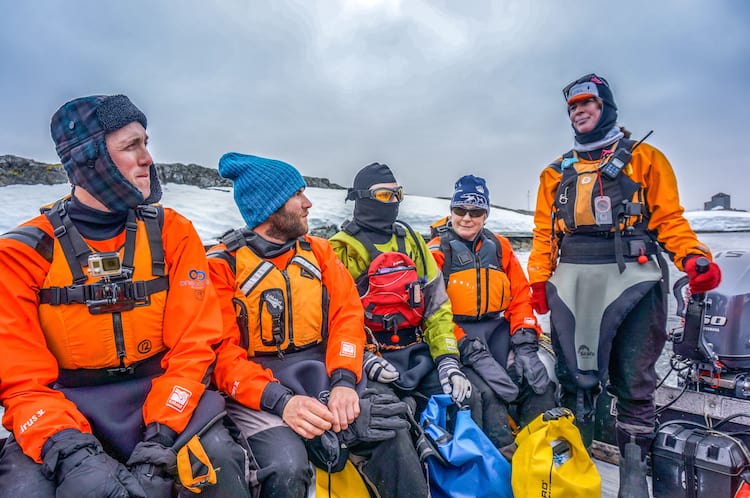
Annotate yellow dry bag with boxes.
[314,460,371,498]
[512,407,600,498]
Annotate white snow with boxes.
[1,183,748,244]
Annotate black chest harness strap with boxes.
[38,200,168,308]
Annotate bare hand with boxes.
[282,395,334,438]
[328,386,360,432]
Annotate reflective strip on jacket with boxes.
[209,235,365,411]
[528,142,712,285]
[0,208,221,462]
[329,229,460,359]
[428,231,539,335]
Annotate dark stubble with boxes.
[265,205,308,241]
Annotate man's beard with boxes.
[265,206,308,241]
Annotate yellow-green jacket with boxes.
[329,228,459,361]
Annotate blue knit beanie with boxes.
[451,175,490,213]
[218,153,307,229]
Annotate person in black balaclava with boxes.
[331,164,518,453]
[347,162,401,241]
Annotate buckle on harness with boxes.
[106,365,135,376]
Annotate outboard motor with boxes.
[672,249,750,398]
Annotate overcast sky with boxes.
[2,1,748,211]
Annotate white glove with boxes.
[363,351,400,383]
[437,357,472,404]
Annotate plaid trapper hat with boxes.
[50,94,161,212]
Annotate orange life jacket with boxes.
[435,226,511,321]
[220,230,328,357]
[37,200,169,372]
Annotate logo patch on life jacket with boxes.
[523,317,537,328]
[166,386,193,412]
[340,341,357,358]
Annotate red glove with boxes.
[684,255,722,294]
[530,282,549,314]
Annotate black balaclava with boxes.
[564,73,618,145]
[348,162,400,234]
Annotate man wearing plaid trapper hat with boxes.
[0,95,250,498]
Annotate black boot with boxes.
[616,428,653,498]
[618,439,649,498]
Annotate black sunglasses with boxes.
[452,207,486,218]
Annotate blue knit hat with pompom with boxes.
[218,152,306,229]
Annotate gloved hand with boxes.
[126,424,178,498]
[437,356,472,404]
[363,351,400,383]
[684,255,722,294]
[41,428,146,498]
[340,389,410,445]
[531,282,549,314]
[459,337,519,403]
[510,328,551,395]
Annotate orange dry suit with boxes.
[0,199,222,462]
[208,231,364,412]
[528,139,712,423]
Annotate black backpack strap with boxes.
[0,225,54,263]
[120,209,138,276]
[396,221,429,281]
[343,220,382,261]
[136,205,166,276]
[44,199,91,284]
[437,231,454,286]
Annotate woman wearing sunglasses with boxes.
[528,73,721,498]
[428,175,557,451]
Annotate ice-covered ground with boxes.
[2,183,748,244]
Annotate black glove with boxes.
[340,389,410,445]
[126,424,178,498]
[41,429,146,498]
[459,337,519,403]
[437,356,472,404]
[510,328,551,395]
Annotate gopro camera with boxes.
[88,252,123,278]
[600,148,632,180]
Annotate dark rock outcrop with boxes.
[0,155,67,186]
[1,155,344,190]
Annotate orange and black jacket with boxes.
[0,206,222,462]
[528,141,712,285]
[428,229,539,336]
[208,233,365,413]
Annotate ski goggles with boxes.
[347,186,404,203]
[562,73,610,104]
[452,207,486,218]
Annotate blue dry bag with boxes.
[420,394,513,498]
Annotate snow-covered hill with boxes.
[1,184,748,244]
